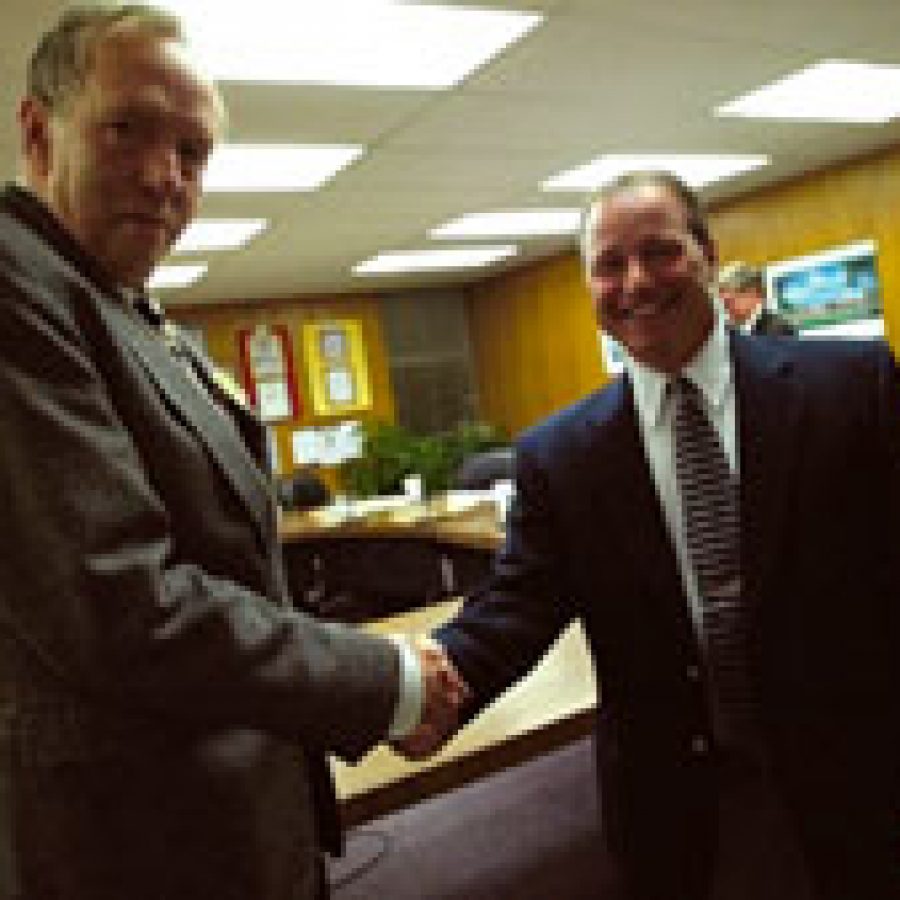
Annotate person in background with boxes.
[717,260,796,335]
[0,6,467,899]
[395,171,899,900]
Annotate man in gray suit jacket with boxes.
[0,6,466,899]
[398,172,899,899]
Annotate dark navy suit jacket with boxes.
[438,331,899,900]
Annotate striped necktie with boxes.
[672,375,760,751]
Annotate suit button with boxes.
[686,664,701,681]
[690,734,709,755]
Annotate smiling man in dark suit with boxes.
[396,171,899,899]
[0,6,468,900]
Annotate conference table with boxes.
[278,493,597,826]
[278,490,505,552]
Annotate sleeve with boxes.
[434,435,575,710]
[384,635,425,738]
[0,272,400,759]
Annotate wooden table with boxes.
[332,599,598,826]
[279,494,504,552]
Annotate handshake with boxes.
[391,636,472,760]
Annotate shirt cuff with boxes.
[386,634,425,739]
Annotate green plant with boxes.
[342,420,506,498]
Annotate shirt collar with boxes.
[3,182,131,303]
[625,309,732,428]
[742,303,763,334]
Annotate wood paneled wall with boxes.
[466,253,604,439]
[170,295,395,478]
[468,144,900,438]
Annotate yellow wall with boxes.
[466,253,605,439]
[170,295,395,480]
[468,144,900,437]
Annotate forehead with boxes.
[82,30,223,134]
[589,185,690,246]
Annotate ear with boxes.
[18,96,54,185]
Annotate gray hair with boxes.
[27,4,185,113]
[717,261,765,295]
[580,170,713,269]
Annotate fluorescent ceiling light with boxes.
[542,153,769,191]
[430,209,582,240]
[160,0,542,89]
[354,246,518,275]
[173,219,268,253]
[716,60,900,123]
[149,263,208,290]
[203,144,363,192]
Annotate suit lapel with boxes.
[580,380,685,603]
[732,333,804,605]
[171,329,270,466]
[101,300,273,541]
[0,190,273,544]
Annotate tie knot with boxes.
[670,375,705,414]
[671,374,698,397]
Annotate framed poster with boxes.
[237,323,301,421]
[765,240,884,338]
[302,318,372,416]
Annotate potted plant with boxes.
[342,420,506,498]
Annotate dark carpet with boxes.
[330,735,622,899]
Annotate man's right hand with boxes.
[392,636,471,760]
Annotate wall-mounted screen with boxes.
[765,239,884,338]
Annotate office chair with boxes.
[452,446,515,490]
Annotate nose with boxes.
[622,252,652,294]
[140,141,185,195]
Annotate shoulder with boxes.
[736,330,895,396]
[0,193,93,338]
[517,378,630,462]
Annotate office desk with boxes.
[332,600,597,826]
[279,495,504,552]
[279,496,504,612]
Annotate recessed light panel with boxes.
[149,263,208,289]
[354,246,518,275]
[717,61,900,123]
[430,209,582,239]
[203,144,364,192]
[173,219,268,253]
[542,154,769,191]
[161,1,543,89]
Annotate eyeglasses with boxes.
[590,236,688,280]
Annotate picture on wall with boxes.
[765,240,884,338]
[302,318,372,416]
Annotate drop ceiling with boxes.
[3,0,900,305]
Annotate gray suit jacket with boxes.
[0,185,400,900]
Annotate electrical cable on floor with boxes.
[330,828,392,891]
